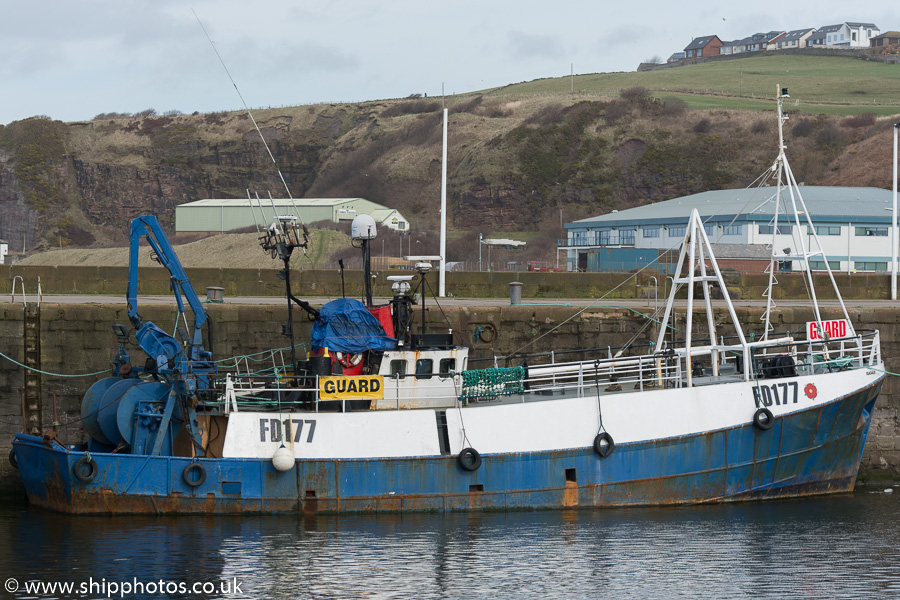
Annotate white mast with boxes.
[762,84,856,340]
[439,108,448,297]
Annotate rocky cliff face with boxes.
[0,94,894,260]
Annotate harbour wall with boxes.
[2,264,897,300]
[1,301,899,496]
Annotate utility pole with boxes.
[439,108,448,297]
[893,122,899,300]
[570,63,574,93]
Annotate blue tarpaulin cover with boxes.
[310,298,397,353]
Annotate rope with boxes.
[504,168,781,359]
[0,349,110,378]
[594,360,606,435]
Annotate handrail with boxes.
[11,276,24,305]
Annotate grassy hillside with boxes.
[3,54,899,269]
[491,55,900,116]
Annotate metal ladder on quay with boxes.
[13,276,42,435]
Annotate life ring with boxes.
[8,449,17,470]
[753,407,775,431]
[183,462,207,487]
[458,447,482,471]
[73,456,98,483]
[593,432,615,458]
[336,352,363,369]
[476,324,496,344]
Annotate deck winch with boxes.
[81,377,183,454]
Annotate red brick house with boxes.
[683,35,723,58]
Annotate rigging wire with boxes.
[192,9,305,226]
[502,171,780,360]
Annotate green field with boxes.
[486,55,900,116]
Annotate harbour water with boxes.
[1,489,899,599]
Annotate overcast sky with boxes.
[1,1,893,125]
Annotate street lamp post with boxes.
[478,233,483,272]
[893,123,899,301]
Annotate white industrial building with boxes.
[562,186,897,273]
[175,198,409,233]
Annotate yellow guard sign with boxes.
[319,375,385,400]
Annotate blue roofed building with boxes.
[560,186,897,273]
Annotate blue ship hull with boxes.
[12,379,881,514]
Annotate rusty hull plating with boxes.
[12,379,881,515]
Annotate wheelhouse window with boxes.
[390,360,407,378]
[439,358,456,377]
[415,359,434,380]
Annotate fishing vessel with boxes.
[11,87,884,514]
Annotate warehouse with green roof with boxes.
[175,198,409,233]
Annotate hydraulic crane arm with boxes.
[127,215,210,366]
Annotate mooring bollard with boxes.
[206,286,225,303]
[509,281,523,306]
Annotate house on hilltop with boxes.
[683,35,722,58]
[773,28,816,49]
[871,31,900,47]
[718,40,741,55]
[810,22,880,47]
[743,31,785,52]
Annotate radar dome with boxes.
[351,214,377,240]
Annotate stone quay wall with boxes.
[1,301,898,496]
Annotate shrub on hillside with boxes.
[661,97,687,116]
[620,86,651,103]
[816,123,843,147]
[693,118,711,134]
[751,120,769,135]
[523,104,566,126]
[791,119,815,137]
[605,100,631,125]
[451,96,483,114]
[840,113,876,128]
[381,100,440,118]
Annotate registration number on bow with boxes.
[752,382,799,407]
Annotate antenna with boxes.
[192,9,308,232]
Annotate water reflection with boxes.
[1,491,898,599]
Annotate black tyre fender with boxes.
[73,456,98,483]
[753,407,775,431]
[593,432,615,458]
[458,447,482,471]
[9,449,17,470]
[183,462,207,487]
